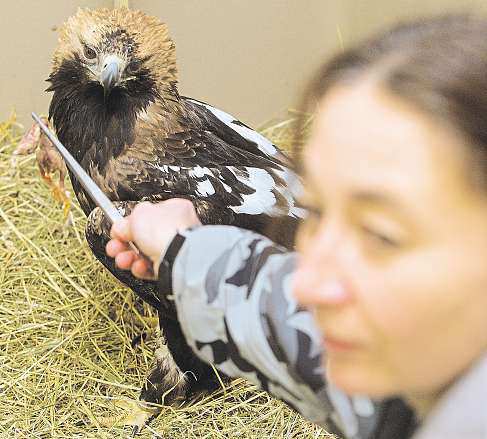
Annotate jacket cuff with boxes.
[157,232,187,298]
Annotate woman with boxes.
[106,14,487,438]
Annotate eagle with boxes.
[47,7,304,431]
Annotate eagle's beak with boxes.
[100,56,122,96]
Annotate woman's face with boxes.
[293,82,487,399]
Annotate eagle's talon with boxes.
[95,398,159,432]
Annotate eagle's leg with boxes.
[139,313,224,399]
[85,202,222,433]
[139,333,188,406]
[133,320,226,435]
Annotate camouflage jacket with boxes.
[157,225,418,439]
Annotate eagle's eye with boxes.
[126,60,141,75]
[83,45,97,60]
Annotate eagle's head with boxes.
[47,8,178,158]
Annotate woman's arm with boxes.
[106,200,380,438]
[158,225,379,439]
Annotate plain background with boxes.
[1,0,487,128]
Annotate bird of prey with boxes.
[47,7,304,431]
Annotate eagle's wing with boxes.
[182,97,293,167]
[86,101,306,223]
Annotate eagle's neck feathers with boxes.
[47,57,182,168]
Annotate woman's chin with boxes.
[326,357,399,398]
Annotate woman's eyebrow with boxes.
[351,190,406,212]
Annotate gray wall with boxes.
[0,0,112,126]
[1,1,486,128]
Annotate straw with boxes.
[0,113,333,438]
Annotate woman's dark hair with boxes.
[296,14,487,188]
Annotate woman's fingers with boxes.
[131,257,155,280]
[114,250,137,270]
[109,242,154,279]
[106,239,129,257]
[107,199,202,280]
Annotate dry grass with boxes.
[0,113,332,439]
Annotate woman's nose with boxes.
[293,222,353,306]
[293,266,351,307]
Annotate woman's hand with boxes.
[106,198,202,280]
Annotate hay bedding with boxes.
[0,113,332,438]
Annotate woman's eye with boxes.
[83,46,97,60]
[361,226,400,248]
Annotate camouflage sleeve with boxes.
[158,225,380,439]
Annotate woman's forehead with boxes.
[304,82,474,207]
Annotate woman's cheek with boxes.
[351,267,409,340]
[363,262,432,337]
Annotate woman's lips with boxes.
[323,335,361,353]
